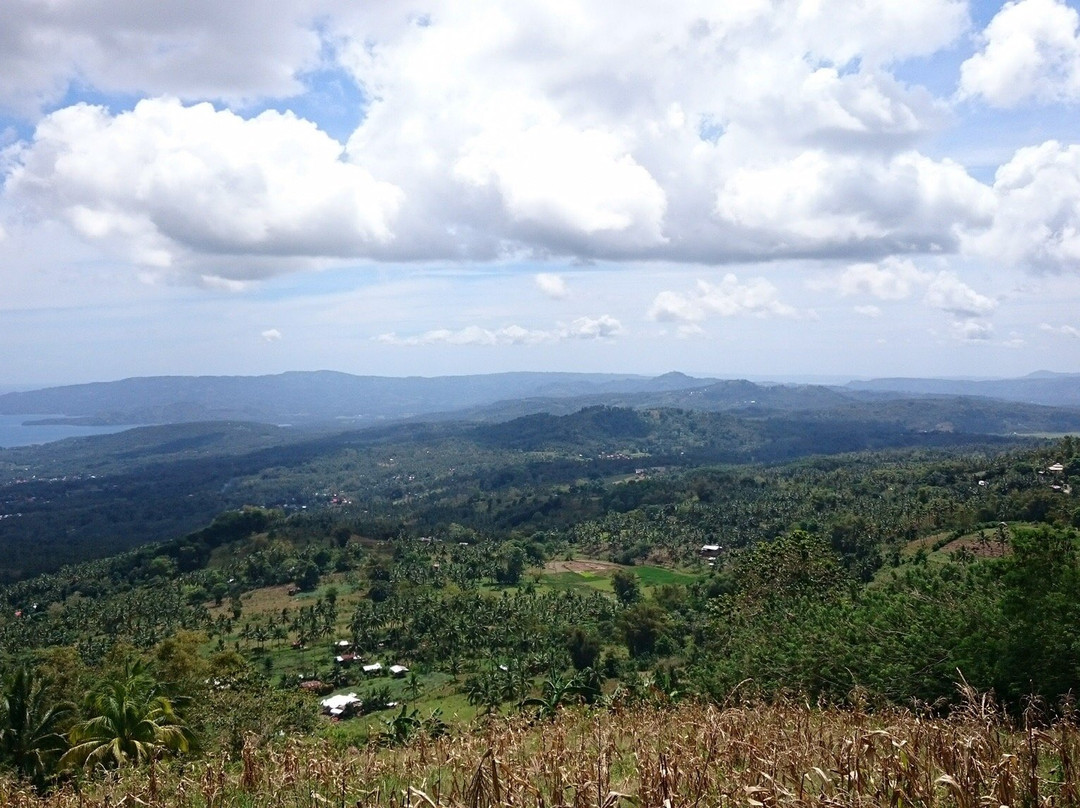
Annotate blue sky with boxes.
[1,0,1079,386]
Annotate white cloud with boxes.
[823,258,1000,323]
[534,272,569,299]
[200,275,250,292]
[649,273,798,323]
[1041,322,1080,337]
[950,320,994,341]
[563,315,622,340]
[330,1,976,263]
[960,0,1080,107]
[454,122,667,246]
[833,257,929,300]
[377,326,542,347]
[714,150,992,256]
[968,141,1080,272]
[923,272,997,317]
[261,328,283,342]
[4,0,1054,287]
[4,98,403,278]
[676,324,706,338]
[377,314,623,346]
[0,0,323,115]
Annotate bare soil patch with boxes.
[940,535,1010,558]
[544,559,621,575]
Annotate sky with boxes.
[1,0,1080,387]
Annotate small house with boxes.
[320,693,361,717]
[389,664,409,678]
[362,662,384,675]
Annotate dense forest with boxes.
[0,402,1078,803]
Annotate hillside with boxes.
[0,411,1077,800]
[4,393,1074,578]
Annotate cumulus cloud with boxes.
[454,123,667,246]
[0,0,323,114]
[968,141,1080,272]
[960,0,1080,107]
[923,272,997,317]
[534,273,569,299]
[377,315,623,346]
[1041,323,1080,337]
[4,98,402,276]
[833,257,929,300]
[854,305,882,317]
[649,274,798,323]
[0,1,1026,276]
[714,151,992,256]
[331,1,977,263]
[951,320,994,341]
[261,328,282,341]
[563,315,622,339]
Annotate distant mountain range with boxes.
[0,371,715,425]
[0,370,1078,430]
[845,371,1080,407]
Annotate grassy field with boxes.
[537,559,700,596]
[632,565,699,588]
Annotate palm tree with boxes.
[0,667,75,787]
[60,665,196,771]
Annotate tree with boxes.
[611,569,641,605]
[995,526,1080,702]
[618,602,669,658]
[565,627,601,671]
[496,543,527,585]
[294,559,321,592]
[60,665,196,771]
[0,667,75,788]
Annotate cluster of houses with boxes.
[699,544,722,566]
[332,639,409,675]
[1040,461,1073,494]
[308,640,410,716]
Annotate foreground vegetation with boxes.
[0,406,1077,799]
[4,695,1080,806]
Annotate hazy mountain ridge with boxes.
[847,372,1080,407]
[0,371,718,425]
[2,371,1079,435]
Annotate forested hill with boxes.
[3,393,1080,579]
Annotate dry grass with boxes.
[8,695,1080,807]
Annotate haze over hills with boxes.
[0,370,719,426]
[847,371,1080,407]
[2,370,1080,430]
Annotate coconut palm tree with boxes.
[0,667,75,787]
[60,665,196,771]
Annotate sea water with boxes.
[0,414,133,448]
